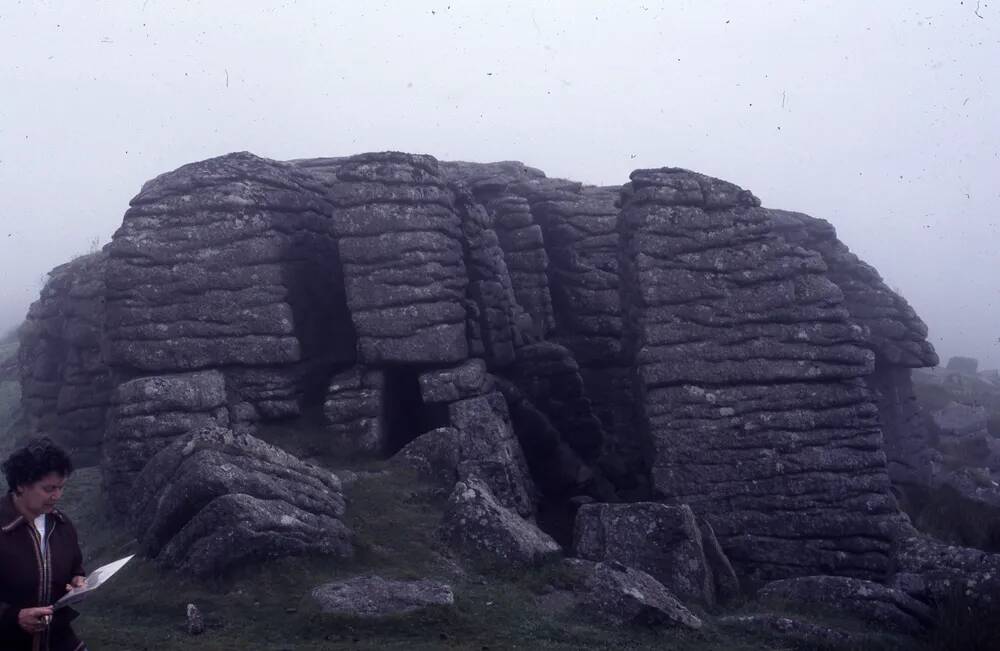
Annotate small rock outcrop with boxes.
[309,576,454,617]
[131,426,352,576]
[561,559,702,629]
[573,502,722,606]
[439,478,560,568]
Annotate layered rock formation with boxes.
[18,252,111,464]
[18,150,956,589]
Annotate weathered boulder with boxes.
[131,425,351,575]
[759,575,931,634]
[102,370,228,514]
[309,576,454,617]
[158,492,351,577]
[449,392,536,518]
[573,502,717,606]
[439,477,560,568]
[561,559,702,629]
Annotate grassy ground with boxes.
[0,357,932,650]
[58,463,803,651]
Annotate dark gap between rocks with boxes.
[382,366,449,457]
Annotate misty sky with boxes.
[1,1,997,368]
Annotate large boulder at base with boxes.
[439,477,560,568]
[309,576,454,617]
[131,426,351,575]
[758,575,931,635]
[102,370,228,514]
[158,493,352,577]
[890,535,1000,605]
[561,559,702,629]
[573,502,717,606]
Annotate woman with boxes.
[0,438,87,651]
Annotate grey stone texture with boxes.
[16,151,952,588]
[617,168,909,581]
[439,477,560,568]
[572,502,720,606]
[131,425,351,576]
[310,576,454,617]
[18,252,111,463]
[102,370,229,514]
[561,558,703,629]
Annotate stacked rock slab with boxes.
[322,153,468,365]
[618,168,903,580]
[18,252,111,464]
[104,151,355,418]
[438,160,555,339]
[506,180,642,494]
[102,370,228,514]
[770,210,941,496]
[453,187,529,366]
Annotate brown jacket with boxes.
[0,494,86,651]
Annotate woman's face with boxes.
[16,471,66,517]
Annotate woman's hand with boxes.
[66,575,86,591]
[17,606,53,634]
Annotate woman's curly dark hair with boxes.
[2,437,74,493]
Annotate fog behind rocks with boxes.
[1,1,997,366]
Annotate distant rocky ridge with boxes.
[24,150,987,604]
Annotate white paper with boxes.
[53,554,135,609]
